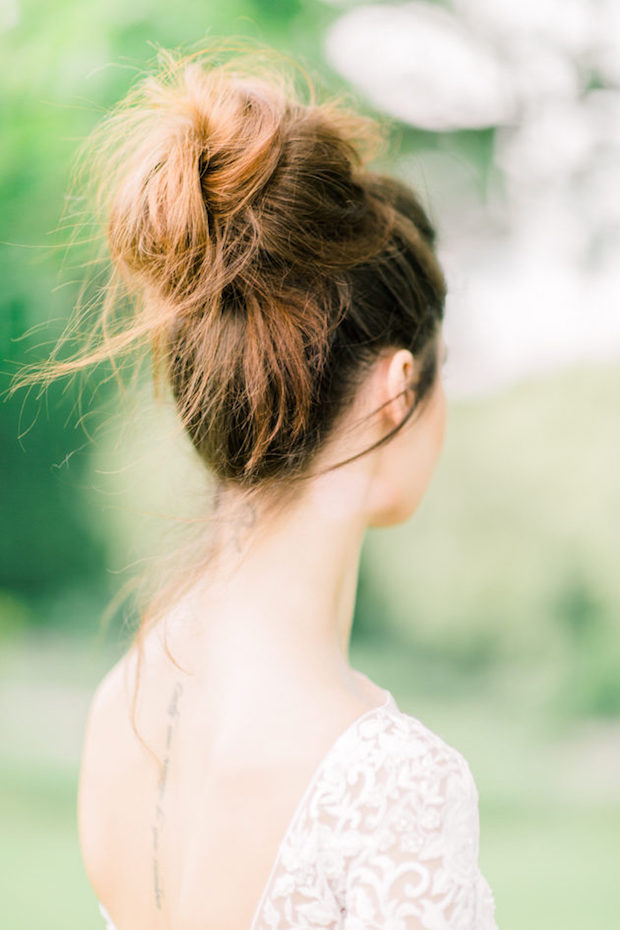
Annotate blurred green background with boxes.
[1,1,619,929]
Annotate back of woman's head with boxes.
[17,41,446,497]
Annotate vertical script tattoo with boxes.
[152,680,184,910]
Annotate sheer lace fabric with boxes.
[97,692,497,930]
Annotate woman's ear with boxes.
[382,348,415,426]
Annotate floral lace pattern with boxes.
[97,692,497,930]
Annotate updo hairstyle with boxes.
[16,43,446,490]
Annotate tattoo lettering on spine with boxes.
[152,680,184,910]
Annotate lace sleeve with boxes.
[341,724,497,930]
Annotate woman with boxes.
[17,41,497,930]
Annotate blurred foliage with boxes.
[1,0,618,723]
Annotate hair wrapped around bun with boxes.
[14,41,446,490]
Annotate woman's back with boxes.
[79,594,497,930]
[78,604,396,930]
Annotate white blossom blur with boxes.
[324,0,620,398]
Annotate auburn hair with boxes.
[11,40,446,763]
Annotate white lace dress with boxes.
[97,687,497,929]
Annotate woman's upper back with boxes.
[79,623,497,930]
[78,621,392,930]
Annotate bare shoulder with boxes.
[77,652,134,890]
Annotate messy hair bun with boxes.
[14,41,446,491]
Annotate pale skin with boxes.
[78,333,448,930]
[177,335,448,741]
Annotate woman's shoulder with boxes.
[351,696,478,796]
[306,695,482,858]
[369,700,479,828]
[318,700,496,928]
[77,650,144,893]
[318,697,483,870]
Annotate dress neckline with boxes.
[98,674,396,930]
[247,675,395,930]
